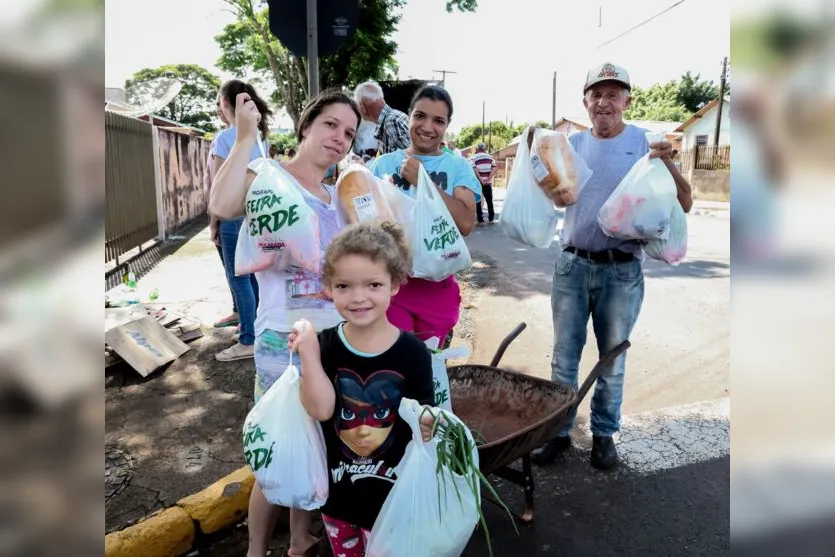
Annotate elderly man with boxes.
[532,63,693,470]
[354,81,410,154]
[353,118,379,158]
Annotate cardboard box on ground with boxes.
[105,303,203,377]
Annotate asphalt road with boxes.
[463,454,729,556]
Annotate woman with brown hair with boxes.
[210,89,361,557]
[211,79,272,362]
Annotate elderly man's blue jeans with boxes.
[550,249,644,437]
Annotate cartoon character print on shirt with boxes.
[389,169,448,193]
[329,368,405,486]
[336,369,404,458]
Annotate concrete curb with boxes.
[105,466,254,557]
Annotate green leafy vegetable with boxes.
[420,407,518,557]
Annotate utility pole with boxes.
[481,101,485,144]
[713,56,728,148]
[432,69,457,88]
[306,0,319,96]
[551,71,557,129]
[488,122,493,151]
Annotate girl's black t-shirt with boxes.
[317,324,434,529]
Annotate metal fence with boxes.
[679,144,730,173]
[105,112,159,264]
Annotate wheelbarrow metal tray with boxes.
[448,364,577,473]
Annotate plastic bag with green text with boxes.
[241,355,328,509]
[234,158,321,275]
[409,162,471,281]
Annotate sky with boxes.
[105,0,732,133]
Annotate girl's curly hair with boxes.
[323,222,411,286]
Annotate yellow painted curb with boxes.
[177,466,254,535]
[105,467,254,557]
[105,506,194,557]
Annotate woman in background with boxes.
[205,93,239,329]
[211,79,272,361]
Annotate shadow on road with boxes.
[464,455,730,556]
[465,254,733,304]
[643,259,731,280]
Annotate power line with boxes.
[596,0,686,49]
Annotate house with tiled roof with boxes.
[674,96,731,151]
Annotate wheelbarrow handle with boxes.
[575,340,631,404]
[490,323,527,368]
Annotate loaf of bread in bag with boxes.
[530,129,580,207]
[337,166,394,224]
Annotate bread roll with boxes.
[529,129,580,207]
[336,165,395,224]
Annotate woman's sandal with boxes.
[213,314,239,328]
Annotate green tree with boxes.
[455,120,541,152]
[124,64,221,131]
[268,132,298,154]
[676,71,719,113]
[625,81,691,122]
[319,0,402,91]
[216,0,478,128]
[216,1,308,128]
[625,73,729,122]
[457,122,504,153]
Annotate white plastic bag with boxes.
[500,130,561,248]
[234,217,273,275]
[597,132,678,241]
[377,180,417,227]
[366,399,479,557]
[409,163,472,281]
[424,337,470,412]
[235,158,322,275]
[335,164,397,224]
[241,355,329,510]
[529,128,593,207]
[644,201,688,265]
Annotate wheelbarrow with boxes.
[447,322,630,524]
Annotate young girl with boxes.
[368,85,481,346]
[210,89,360,557]
[288,222,436,556]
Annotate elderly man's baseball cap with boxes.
[584,62,631,93]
